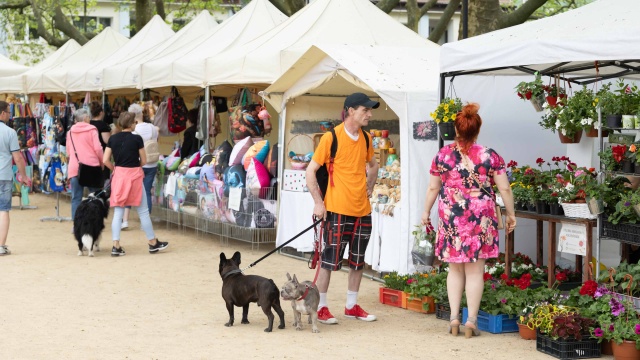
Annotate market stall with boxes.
[0,54,29,78]
[440,0,640,279]
[263,43,440,274]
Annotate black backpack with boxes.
[316,128,369,199]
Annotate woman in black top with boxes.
[103,112,168,257]
[90,101,112,180]
[181,108,201,159]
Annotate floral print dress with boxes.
[429,143,506,263]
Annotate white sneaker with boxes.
[0,246,11,255]
[121,221,129,230]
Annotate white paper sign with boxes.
[557,223,587,256]
[228,187,242,211]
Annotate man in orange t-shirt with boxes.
[306,93,380,325]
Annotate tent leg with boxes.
[40,192,73,222]
[204,86,210,152]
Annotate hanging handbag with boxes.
[461,150,504,230]
[168,86,187,133]
[69,131,104,188]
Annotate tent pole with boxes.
[596,105,602,280]
[438,74,445,149]
[102,91,105,106]
[204,86,210,152]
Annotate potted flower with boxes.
[615,79,640,129]
[538,103,584,143]
[515,72,545,111]
[534,305,601,359]
[598,83,623,128]
[566,86,608,137]
[380,271,409,307]
[430,97,462,141]
[429,270,451,320]
[598,296,640,358]
[543,84,567,108]
[405,272,436,313]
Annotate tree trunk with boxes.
[268,0,306,16]
[155,0,166,20]
[376,0,400,13]
[135,0,152,34]
[466,0,548,37]
[428,0,460,43]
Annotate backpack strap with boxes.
[361,128,369,154]
[328,128,337,188]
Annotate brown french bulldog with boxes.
[280,273,320,333]
[219,251,285,332]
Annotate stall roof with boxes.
[68,15,175,93]
[0,54,29,78]
[141,0,287,89]
[204,0,434,86]
[102,10,218,92]
[26,27,129,94]
[440,0,640,84]
[0,40,81,94]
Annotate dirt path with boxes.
[0,193,610,359]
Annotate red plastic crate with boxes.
[379,287,403,308]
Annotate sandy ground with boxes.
[0,193,613,360]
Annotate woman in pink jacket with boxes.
[67,108,104,219]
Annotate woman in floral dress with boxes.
[421,103,516,338]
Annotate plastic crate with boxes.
[435,303,451,321]
[601,220,640,245]
[536,331,601,359]
[462,308,518,334]
[402,293,435,314]
[378,287,403,308]
[608,133,636,144]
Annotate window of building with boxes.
[72,16,112,33]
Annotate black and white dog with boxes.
[73,189,110,257]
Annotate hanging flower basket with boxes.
[530,95,545,112]
[585,125,609,138]
[558,131,582,144]
[438,122,456,141]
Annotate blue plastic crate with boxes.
[462,308,518,334]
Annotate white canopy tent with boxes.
[204,0,430,86]
[26,27,129,94]
[102,11,218,93]
[439,0,638,279]
[0,40,81,94]
[141,0,287,89]
[440,0,640,84]
[263,43,440,274]
[68,15,174,93]
[0,54,29,78]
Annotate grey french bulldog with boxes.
[280,273,320,333]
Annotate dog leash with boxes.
[234,219,323,275]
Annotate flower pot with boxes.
[607,114,623,128]
[558,131,583,144]
[530,95,545,112]
[634,204,640,219]
[622,115,636,129]
[587,197,604,215]
[549,202,564,216]
[601,339,613,356]
[438,122,456,141]
[435,303,451,320]
[636,116,640,129]
[518,323,537,340]
[526,203,537,212]
[516,202,527,211]
[585,125,609,137]
[635,161,640,175]
[535,200,550,214]
[623,159,634,174]
[612,340,640,360]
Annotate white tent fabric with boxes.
[204,0,431,86]
[102,11,218,92]
[264,44,440,274]
[68,15,174,92]
[0,40,81,94]
[0,54,29,78]
[141,0,287,89]
[440,0,640,78]
[26,27,129,94]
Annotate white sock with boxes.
[318,293,328,311]
[346,290,358,310]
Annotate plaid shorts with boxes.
[320,211,372,271]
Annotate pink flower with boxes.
[635,324,640,335]
[500,298,507,304]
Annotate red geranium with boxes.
[612,145,627,163]
[483,273,492,282]
[579,280,598,297]
[555,272,568,283]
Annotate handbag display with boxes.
[168,86,187,133]
[69,132,104,188]
[460,150,505,230]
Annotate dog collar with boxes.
[296,284,316,301]
[221,269,243,279]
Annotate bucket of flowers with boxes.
[543,84,567,108]
[411,223,436,273]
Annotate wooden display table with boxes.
[504,211,596,288]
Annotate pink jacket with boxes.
[66,122,104,179]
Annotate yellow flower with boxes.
[449,99,454,105]
[451,115,457,121]
[430,112,436,120]
[444,104,449,112]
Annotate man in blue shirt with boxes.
[0,101,31,255]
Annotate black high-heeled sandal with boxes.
[464,317,481,338]
[448,314,461,336]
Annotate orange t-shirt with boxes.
[312,123,374,217]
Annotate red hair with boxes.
[455,103,482,155]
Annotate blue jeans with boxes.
[70,176,100,219]
[0,180,12,211]
[111,190,155,241]
[142,167,157,213]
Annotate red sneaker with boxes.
[344,304,377,322]
[317,306,338,324]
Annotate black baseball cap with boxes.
[344,92,380,110]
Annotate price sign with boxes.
[557,223,587,256]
